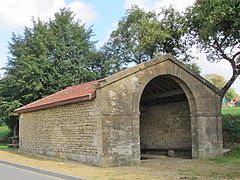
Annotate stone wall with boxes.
[18,55,223,167]
[140,101,191,150]
[98,55,223,165]
[19,100,100,165]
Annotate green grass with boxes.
[0,144,9,149]
[217,107,240,164]
[178,168,201,177]
[211,146,240,164]
[0,126,11,149]
[222,106,240,117]
[0,126,10,137]
[221,106,240,142]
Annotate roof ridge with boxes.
[65,80,98,89]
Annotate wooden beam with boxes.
[142,89,185,101]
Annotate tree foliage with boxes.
[3,2,239,128]
[205,74,239,100]
[104,6,191,69]
[186,62,201,74]
[0,9,108,128]
[187,0,240,97]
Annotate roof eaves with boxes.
[16,91,96,114]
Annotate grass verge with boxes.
[211,146,240,165]
[222,106,240,143]
[0,143,9,149]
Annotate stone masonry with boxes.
[17,54,223,167]
[140,101,191,150]
[19,100,101,165]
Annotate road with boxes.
[0,163,63,180]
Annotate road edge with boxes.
[0,160,85,180]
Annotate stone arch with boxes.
[136,74,197,116]
[137,74,197,158]
[97,55,222,166]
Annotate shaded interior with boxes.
[140,75,192,158]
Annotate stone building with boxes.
[16,54,223,167]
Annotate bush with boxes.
[222,107,240,147]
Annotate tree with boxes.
[187,0,240,98]
[186,62,201,74]
[87,50,115,79]
[104,6,191,69]
[0,8,107,128]
[205,74,239,101]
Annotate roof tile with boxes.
[16,81,98,113]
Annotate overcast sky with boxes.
[0,0,239,94]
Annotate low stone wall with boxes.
[19,100,100,165]
[140,101,191,150]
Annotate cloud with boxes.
[124,0,152,11]
[0,0,64,29]
[192,51,232,79]
[0,0,98,30]
[192,50,240,94]
[67,1,99,24]
[152,0,195,13]
[124,0,195,12]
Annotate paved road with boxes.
[0,163,63,180]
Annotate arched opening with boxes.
[140,75,192,159]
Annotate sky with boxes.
[0,0,239,94]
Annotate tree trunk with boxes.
[221,60,239,99]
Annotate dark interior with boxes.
[140,75,192,159]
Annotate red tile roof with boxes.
[16,81,99,113]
